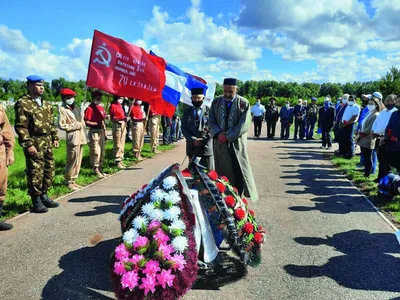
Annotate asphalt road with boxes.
[1,124,399,300]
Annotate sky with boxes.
[0,0,399,84]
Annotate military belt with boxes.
[32,133,50,137]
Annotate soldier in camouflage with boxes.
[14,75,60,213]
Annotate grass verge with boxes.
[331,154,400,225]
[1,139,174,221]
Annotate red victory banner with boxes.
[86,30,166,103]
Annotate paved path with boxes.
[1,128,399,300]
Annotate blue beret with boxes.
[311,97,317,101]
[26,75,44,82]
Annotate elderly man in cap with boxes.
[372,93,398,181]
[279,100,293,140]
[293,98,306,140]
[84,90,108,178]
[265,97,279,138]
[58,88,87,191]
[209,78,258,201]
[318,96,335,149]
[0,103,15,230]
[305,97,319,139]
[14,75,60,213]
[182,87,213,169]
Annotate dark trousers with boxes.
[306,120,317,138]
[253,116,263,137]
[266,120,277,137]
[338,124,354,158]
[321,127,332,147]
[386,150,400,173]
[162,125,171,144]
[360,147,373,177]
[294,118,305,139]
[376,140,390,180]
[228,144,244,196]
[281,122,290,139]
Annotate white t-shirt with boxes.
[251,104,266,117]
[342,104,361,123]
[371,107,398,135]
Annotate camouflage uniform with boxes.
[14,95,59,196]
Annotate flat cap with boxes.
[191,87,204,95]
[223,78,237,85]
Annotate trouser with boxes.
[386,150,400,174]
[176,120,182,140]
[361,147,373,177]
[306,119,316,138]
[359,149,377,173]
[112,121,126,162]
[163,125,171,144]
[0,160,8,202]
[149,116,160,150]
[132,121,145,155]
[266,120,276,137]
[88,128,105,168]
[253,116,262,136]
[65,144,84,183]
[294,119,305,139]
[126,120,131,140]
[280,122,290,139]
[333,124,339,142]
[228,144,244,196]
[376,139,390,180]
[170,122,176,142]
[24,137,55,196]
[321,127,332,147]
[338,124,354,158]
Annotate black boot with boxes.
[0,202,13,231]
[31,196,49,213]
[40,193,59,208]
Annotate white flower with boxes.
[167,190,181,204]
[150,209,164,221]
[163,176,178,190]
[141,202,156,217]
[151,188,165,202]
[123,228,139,245]
[171,236,188,253]
[133,215,149,230]
[170,219,186,231]
[168,206,181,220]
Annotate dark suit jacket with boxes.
[181,105,212,157]
[318,106,335,129]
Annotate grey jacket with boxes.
[357,111,378,149]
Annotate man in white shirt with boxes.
[371,93,398,181]
[337,95,360,158]
[251,99,266,138]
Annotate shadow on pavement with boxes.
[193,253,248,290]
[42,238,119,300]
[284,230,400,292]
[69,196,126,217]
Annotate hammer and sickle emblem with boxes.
[93,43,112,67]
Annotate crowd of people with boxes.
[250,92,400,181]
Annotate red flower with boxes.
[234,208,246,220]
[233,187,238,194]
[242,198,249,206]
[243,222,254,234]
[258,225,263,231]
[249,209,255,217]
[225,195,236,208]
[254,232,264,244]
[208,170,219,181]
[216,182,226,193]
[221,176,229,183]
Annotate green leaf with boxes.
[161,223,170,233]
[246,233,254,244]
[138,245,149,255]
[171,229,184,237]
[124,241,133,251]
[138,258,150,268]
[123,261,134,271]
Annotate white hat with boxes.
[342,94,350,100]
[372,91,383,100]
[324,96,331,101]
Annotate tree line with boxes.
[1,67,399,107]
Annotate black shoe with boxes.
[31,196,48,213]
[0,202,13,231]
[40,193,59,208]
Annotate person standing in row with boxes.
[318,97,335,149]
[265,97,279,138]
[306,97,318,139]
[162,116,172,145]
[384,95,400,174]
[58,88,87,191]
[130,99,146,161]
[123,98,132,142]
[251,99,265,138]
[209,78,258,201]
[280,101,293,140]
[110,95,127,169]
[84,90,108,178]
[293,99,306,140]
[14,75,60,213]
[182,87,213,169]
[337,95,360,159]
[149,106,161,153]
[357,97,380,178]
[0,104,15,230]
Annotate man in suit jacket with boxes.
[293,99,306,139]
[318,97,335,149]
[182,88,213,170]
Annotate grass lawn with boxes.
[1,139,174,221]
[332,154,400,224]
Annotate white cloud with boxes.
[0,24,32,54]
